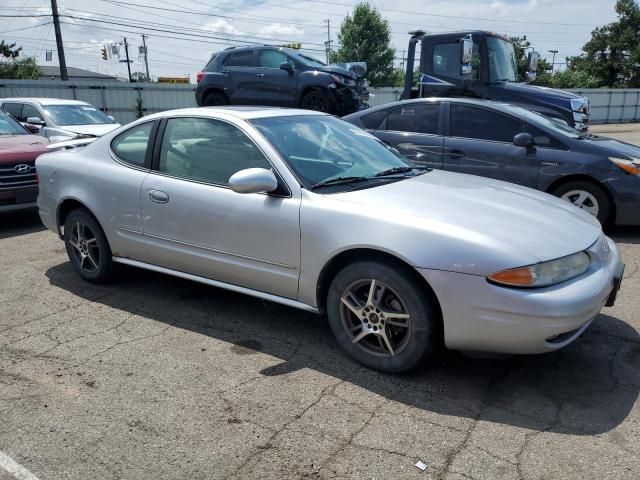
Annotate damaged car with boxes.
[195,46,369,115]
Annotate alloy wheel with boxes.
[339,279,412,357]
[561,189,600,217]
[301,93,327,112]
[68,221,101,273]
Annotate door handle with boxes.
[449,149,465,159]
[256,73,265,78]
[148,189,169,204]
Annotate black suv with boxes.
[195,46,369,115]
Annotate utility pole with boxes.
[141,34,150,82]
[324,19,332,64]
[50,0,68,80]
[124,37,132,83]
[548,49,558,73]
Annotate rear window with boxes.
[360,109,388,130]
[111,121,154,167]
[203,52,219,71]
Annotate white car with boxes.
[0,98,120,143]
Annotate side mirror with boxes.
[26,117,45,126]
[228,168,278,194]
[460,34,473,76]
[513,132,534,148]
[280,62,293,72]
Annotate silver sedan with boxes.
[36,107,624,372]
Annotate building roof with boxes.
[38,66,118,80]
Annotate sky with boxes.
[1,0,621,82]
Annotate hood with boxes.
[59,123,121,137]
[0,134,49,164]
[317,62,367,79]
[492,82,579,110]
[583,135,640,159]
[330,170,601,263]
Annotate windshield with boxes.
[503,104,582,139]
[251,115,412,190]
[43,104,115,126]
[487,37,518,82]
[0,112,28,135]
[296,52,326,67]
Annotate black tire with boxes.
[203,90,229,107]
[300,89,332,113]
[63,209,114,284]
[551,180,611,225]
[326,260,440,373]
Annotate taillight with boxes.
[196,72,204,83]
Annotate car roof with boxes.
[346,97,521,117]
[0,98,93,106]
[148,106,328,121]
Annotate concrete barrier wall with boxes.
[1,79,638,125]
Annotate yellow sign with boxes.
[280,43,302,50]
[158,77,190,84]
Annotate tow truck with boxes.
[400,30,590,130]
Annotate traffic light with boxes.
[101,46,108,61]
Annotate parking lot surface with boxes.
[1,126,639,480]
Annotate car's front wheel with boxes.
[552,180,611,225]
[326,260,440,372]
[64,209,114,283]
[300,90,332,113]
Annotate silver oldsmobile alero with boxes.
[36,107,624,372]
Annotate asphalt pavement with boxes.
[1,125,639,480]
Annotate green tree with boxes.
[568,0,640,87]
[131,71,149,82]
[533,68,601,89]
[1,40,21,59]
[330,2,395,87]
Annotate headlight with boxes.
[610,156,640,176]
[487,251,590,288]
[330,74,356,86]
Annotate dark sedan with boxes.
[343,98,640,226]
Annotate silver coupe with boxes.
[36,107,624,372]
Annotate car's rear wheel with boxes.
[552,181,611,225]
[64,209,114,283]
[203,91,228,106]
[326,261,439,373]
[300,90,332,113]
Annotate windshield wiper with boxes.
[310,176,371,190]
[373,166,430,177]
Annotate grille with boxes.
[0,162,38,190]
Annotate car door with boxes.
[443,103,539,188]
[256,49,298,107]
[140,116,301,299]
[221,50,260,105]
[371,102,444,169]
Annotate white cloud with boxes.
[258,23,304,38]
[203,19,241,35]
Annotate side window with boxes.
[525,123,566,150]
[223,50,256,67]
[386,103,439,135]
[450,104,523,143]
[259,50,292,69]
[111,122,153,167]
[360,109,388,130]
[158,117,271,185]
[2,103,23,120]
[433,42,480,81]
[22,104,44,123]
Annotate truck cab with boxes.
[401,31,589,131]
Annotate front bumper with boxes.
[0,185,38,213]
[418,235,623,354]
[605,174,640,226]
[330,83,368,116]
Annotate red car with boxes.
[0,110,49,213]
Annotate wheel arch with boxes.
[315,247,443,329]
[56,197,99,238]
[545,174,616,221]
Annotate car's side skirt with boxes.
[112,256,320,314]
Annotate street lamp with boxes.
[548,49,558,73]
